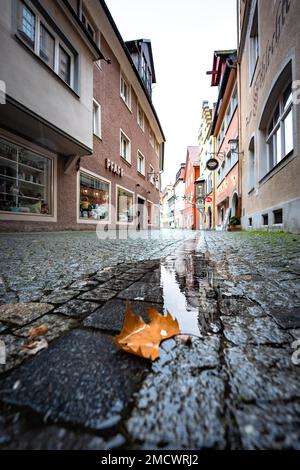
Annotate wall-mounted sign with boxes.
[205,196,212,203]
[206,158,219,171]
[105,158,124,177]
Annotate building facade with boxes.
[238,0,300,233]
[209,50,240,230]
[0,0,164,232]
[161,183,175,228]
[173,163,185,228]
[183,146,200,230]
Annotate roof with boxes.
[99,0,165,142]
[125,39,156,83]
[187,146,200,165]
[206,49,236,87]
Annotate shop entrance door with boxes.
[137,197,146,230]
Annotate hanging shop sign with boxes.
[205,196,212,203]
[206,158,219,171]
[105,158,124,177]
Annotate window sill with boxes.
[93,133,102,142]
[137,171,146,178]
[120,156,132,167]
[248,187,255,195]
[120,97,132,113]
[259,150,296,185]
[15,34,80,99]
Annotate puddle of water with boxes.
[160,246,205,337]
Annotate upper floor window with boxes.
[266,83,293,170]
[81,7,95,40]
[137,104,144,131]
[120,130,131,163]
[155,140,159,157]
[149,129,155,147]
[16,1,75,89]
[93,99,101,138]
[137,150,145,175]
[120,74,131,109]
[249,3,259,84]
[149,164,155,185]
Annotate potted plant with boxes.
[228,216,241,231]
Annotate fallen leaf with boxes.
[26,323,49,339]
[23,338,48,355]
[113,303,179,361]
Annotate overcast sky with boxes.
[105,0,237,186]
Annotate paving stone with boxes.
[54,300,99,319]
[127,336,224,449]
[0,303,54,327]
[0,323,9,334]
[117,282,163,304]
[225,346,300,402]
[235,402,300,450]
[0,329,147,431]
[40,289,79,304]
[0,334,29,374]
[101,278,135,291]
[83,299,161,332]
[269,306,300,329]
[221,315,290,345]
[93,271,116,283]
[139,270,161,284]
[78,286,118,302]
[14,314,78,342]
[68,278,99,291]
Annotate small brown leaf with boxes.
[26,324,49,339]
[113,303,180,361]
[23,338,48,355]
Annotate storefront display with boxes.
[0,137,52,215]
[79,172,109,221]
[117,187,133,223]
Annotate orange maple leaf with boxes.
[113,303,180,361]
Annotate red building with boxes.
[183,146,200,230]
[209,50,240,229]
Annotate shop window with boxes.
[273,209,283,224]
[262,214,268,226]
[79,172,109,221]
[0,137,53,215]
[117,187,133,223]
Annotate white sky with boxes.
[105,0,237,186]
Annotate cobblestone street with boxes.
[0,229,300,449]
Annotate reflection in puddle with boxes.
[160,244,207,336]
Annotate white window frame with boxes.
[137,150,145,175]
[77,168,111,225]
[149,129,155,147]
[266,83,294,172]
[0,130,57,222]
[120,129,131,164]
[16,0,75,89]
[249,2,259,85]
[92,98,101,138]
[116,184,134,225]
[155,140,159,157]
[120,73,131,110]
[149,164,155,185]
[137,103,145,131]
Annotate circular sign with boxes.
[206,158,219,171]
[205,196,212,203]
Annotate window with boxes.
[58,45,71,86]
[266,83,294,171]
[249,3,259,83]
[137,151,145,175]
[273,209,283,224]
[0,136,53,216]
[226,151,232,174]
[120,130,131,163]
[248,137,255,191]
[248,217,252,227]
[117,187,133,223]
[93,99,101,138]
[149,164,154,184]
[262,214,268,226]
[149,129,155,147]
[18,1,35,49]
[155,140,159,157]
[39,24,55,69]
[232,86,238,110]
[79,172,109,221]
[81,7,95,40]
[120,74,131,108]
[137,104,144,131]
[16,1,75,89]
